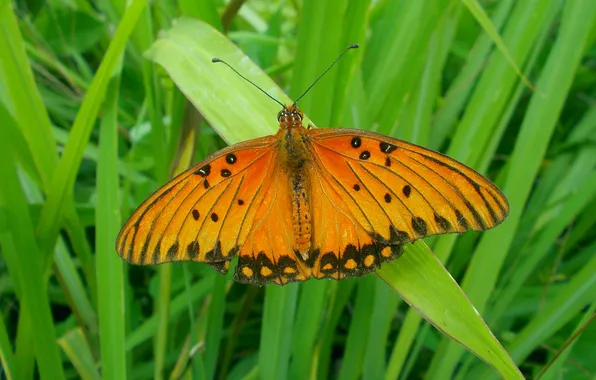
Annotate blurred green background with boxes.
[1,0,596,379]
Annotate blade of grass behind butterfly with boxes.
[316,280,357,379]
[337,275,376,380]
[430,1,596,376]
[364,0,449,133]
[395,1,459,159]
[429,0,514,150]
[95,62,127,379]
[329,0,370,127]
[289,0,345,125]
[260,284,299,380]
[0,121,65,380]
[289,279,328,379]
[57,328,101,380]
[377,0,453,135]
[0,104,34,379]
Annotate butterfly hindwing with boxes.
[308,128,509,246]
[116,136,279,268]
[232,168,312,285]
[308,163,404,279]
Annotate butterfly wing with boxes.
[308,163,403,280]
[231,167,313,285]
[305,128,509,276]
[116,136,281,273]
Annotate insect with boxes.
[116,44,509,286]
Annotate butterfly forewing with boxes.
[116,136,278,266]
[308,128,509,246]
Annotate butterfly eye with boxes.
[277,110,285,121]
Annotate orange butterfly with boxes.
[116,45,509,286]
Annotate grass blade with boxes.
[95,67,126,378]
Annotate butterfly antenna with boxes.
[293,43,359,105]
[211,58,286,108]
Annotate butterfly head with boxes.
[278,104,304,129]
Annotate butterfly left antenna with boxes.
[211,58,286,108]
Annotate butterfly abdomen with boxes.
[279,123,314,260]
[290,170,312,259]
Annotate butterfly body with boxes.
[277,106,314,259]
[116,105,509,286]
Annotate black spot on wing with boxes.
[195,164,211,177]
[278,256,300,280]
[302,248,320,268]
[412,217,428,236]
[167,241,179,260]
[150,239,162,264]
[186,241,199,258]
[403,185,411,198]
[379,141,398,153]
[455,209,468,229]
[204,241,225,262]
[319,252,339,276]
[434,213,452,232]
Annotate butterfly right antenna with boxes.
[293,43,359,105]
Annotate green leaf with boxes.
[376,243,522,379]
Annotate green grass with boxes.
[1,1,595,379]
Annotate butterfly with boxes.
[116,46,509,286]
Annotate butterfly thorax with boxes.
[277,105,313,260]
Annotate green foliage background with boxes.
[1,0,595,379]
